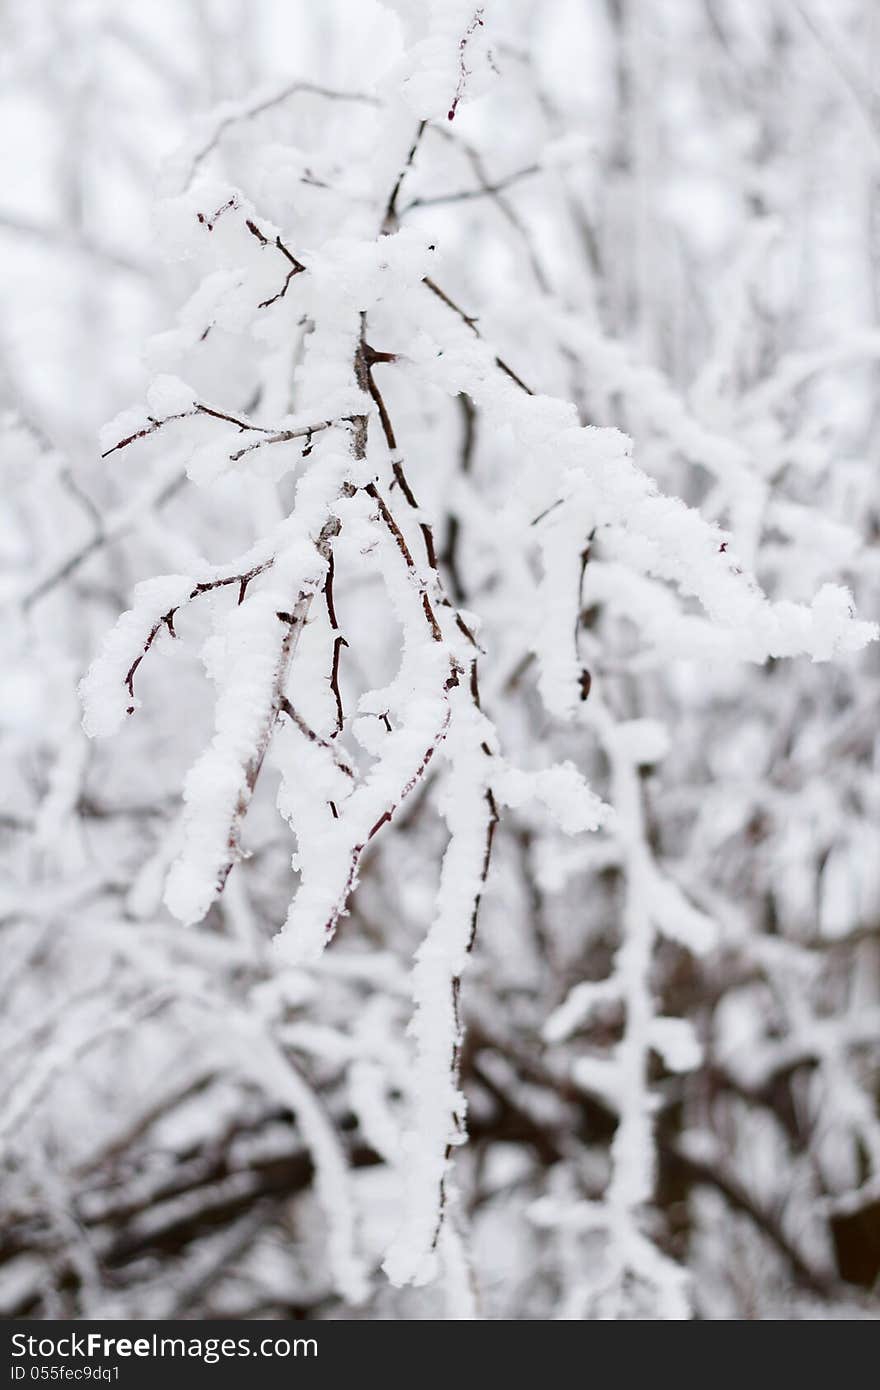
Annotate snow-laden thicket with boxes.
[2,0,879,1319]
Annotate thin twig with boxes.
[184,82,380,189]
[422,276,534,394]
[400,163,539,215]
